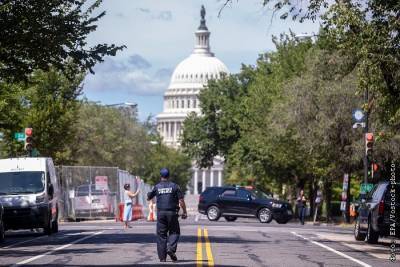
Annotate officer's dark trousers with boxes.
[156,211,180,260]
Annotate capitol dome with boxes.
[170,54,229,87]
[157,5,229,149]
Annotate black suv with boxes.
[198,186,293,224]
[354,181,400,243]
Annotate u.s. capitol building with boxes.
[156,6,228,195]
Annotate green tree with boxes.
[24,68,83,164]
[0,0,124,82]
[0,67,83,162]
[0,82,24,157]
[70,102,151,172]
[142,143,192,190]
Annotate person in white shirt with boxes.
[123,183,140,229]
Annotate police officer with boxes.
[147,168,187,262]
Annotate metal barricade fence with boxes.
[57,166,152,221]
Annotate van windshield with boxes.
[0,171,45,194]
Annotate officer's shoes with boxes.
[167,251,178,262]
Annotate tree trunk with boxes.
[324,178,332,223]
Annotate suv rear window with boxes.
[222,189,236,196]
[202,188,217,196]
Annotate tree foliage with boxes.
[0,0,125,82]
[142,143,192,191]
[181,34,370,217]
[70,102,150,171]
[70,104,192,189]
[0,67,82,163]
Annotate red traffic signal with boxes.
[365,132,374,156]
[24,128,33,152]
[372,163,379,172]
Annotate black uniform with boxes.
[147,180,184,260]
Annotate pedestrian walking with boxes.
[123,183,140,229]
[147,168,187,263]
[297,189,307,225]
[313,190,323,223]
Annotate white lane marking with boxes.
[64,231,99,236]
[12,231,104,266]
[291,232,372,267]
[2,235,47,249]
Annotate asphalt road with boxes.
[0,217,399,267]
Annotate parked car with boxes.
[354,181,400,243]
[198,186,293,224]
[0,157,59,235]
[0,202,4,242]
[74,184,116,218]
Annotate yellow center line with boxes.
[204,228,214,266]
[197,227,203,267]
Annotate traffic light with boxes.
[365,132,374,158]
[371,162,380,179]
[24,128,33,153]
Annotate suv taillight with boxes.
[378,200,384,215]
[199,195,204,202]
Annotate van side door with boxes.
[46,159,57,218]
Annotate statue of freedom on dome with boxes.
[200,5,206,20]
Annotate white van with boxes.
[0,157,59,235]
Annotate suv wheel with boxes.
[207,206,221,221]
[275,218,289,224]
[366,218,379,244]
[354,217,366,241]
[258,208,273,223]
[224,216,237,222]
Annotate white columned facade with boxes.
[210,169,214,187]
[218,170,222,186]
[174,121,177,142]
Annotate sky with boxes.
[83,0,320,121]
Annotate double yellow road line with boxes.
[196,227,214,266]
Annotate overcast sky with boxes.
[83,0,320,121]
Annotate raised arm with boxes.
[127,189,140,198]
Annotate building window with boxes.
[172,99,174,109]
[181,100,184,109]
[176,99,179,109]
[187,99,191,108]
[193,99,197,108]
